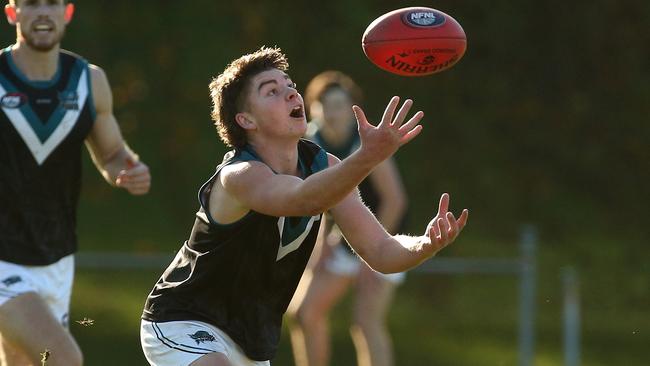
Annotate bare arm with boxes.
[221,97,423,218]
[85,64,150,195]
[330,191,468,274]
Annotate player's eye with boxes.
[289,82,297,89]
[268,88,277,96]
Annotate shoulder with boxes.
[219,148,270,183]
[219,159,273,192]
[87,63,112,112]
[88,63,108,84]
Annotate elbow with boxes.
[364,258,397,275]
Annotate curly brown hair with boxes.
[304,70,363,119]
[209,46,289,148]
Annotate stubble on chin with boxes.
[21,29,65,52]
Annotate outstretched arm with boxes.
[85,64,151,195]
[221,97,423,218]
[331,192,468,274]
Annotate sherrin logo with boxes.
[1,92,28,108]
[404,10,446,28]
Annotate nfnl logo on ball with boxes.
[404,10,446,27]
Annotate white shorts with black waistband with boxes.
[0,254,74,327]
[140,319,270,366]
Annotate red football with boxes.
[362,7,467,76]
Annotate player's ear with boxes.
[64,3,74,23]
[235,113,256,130]
[5,5,17,25]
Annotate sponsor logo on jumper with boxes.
[2,275,22,287]
[59,91,79,110]
[35,98,52,105]
[188,331,216,345]
[1,92,27,108]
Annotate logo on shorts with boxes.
[2,275,22,287]
[188,330,216,345]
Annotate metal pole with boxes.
[562,267,580,366]
[518,224,537,366]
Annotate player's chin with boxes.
[291,117,308,131]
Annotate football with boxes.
[362,7,467,76]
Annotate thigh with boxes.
[33,255,75,327]
[0,256,74,328]
[296,266,354,319]
[353,266,398,321]
[190,352,270,366]
[0,333,34,366]
[0,292,80,365]
[190,352,232,366]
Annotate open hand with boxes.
[352,96,424,162]
[425,193,468,254]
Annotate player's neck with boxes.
[247,139,300,176]
[10,42,60,81]
[319,122,352,146]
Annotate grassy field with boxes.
[69,234,649,365]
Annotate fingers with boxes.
[352,105,371,131]
[116,162,151,195]
[437,217,449,243]
[427,195,469,251]
[399,124,423,146]
[391,99,413,127]
[125,156,137,169]
[379,96,400,127]
[438,193,449,216]
[457,209,469,230]
[399,110,424,134]
[118,181,150,195]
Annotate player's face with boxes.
[12,0,69,52]
[319,88,355,134]
[243,68,307,140]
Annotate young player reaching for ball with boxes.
[140,46,468,366]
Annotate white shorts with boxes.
[0,255,74,327]
[141,319,270,366]
[325,245,406,284]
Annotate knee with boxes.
[351,312,383,335]
[70,348,84,366]
[293,305,326,329]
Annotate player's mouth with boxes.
[32,22,55,34]
[289,105,304,119]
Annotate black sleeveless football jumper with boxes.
[0,48,95,265]
[143,139,329,361]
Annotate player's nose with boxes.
[286,87,298,101]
